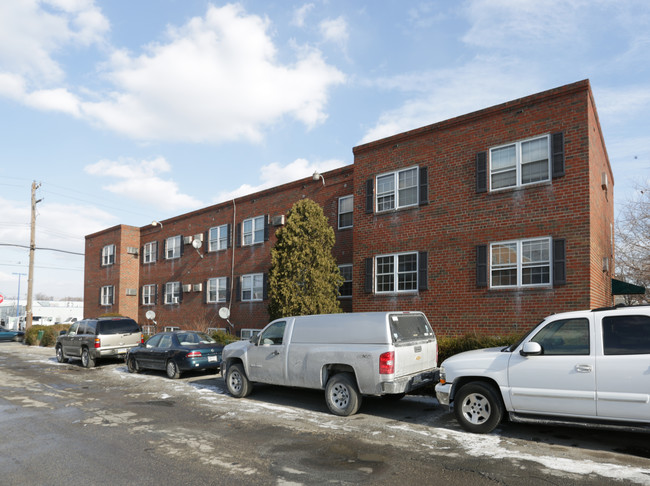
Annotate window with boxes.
[490,237,551,288]
[143,242,157,264]
[101,245,115,266]
[142,325,155,336]
[338,196,353,229]
[165,236,181,259]
[240,329,260,341]
[338,264,352,297]
[241,274,263,301]
[208,224,229,252]
[531,318,589,355]
[207,277,228,303]
[164,282,181,304]
[603,315,650,355]
[242,216,265,246]
[259,321,286,345]
[142,284,156,305]
[490,135,550,190]
[100,285,114,305]
[163,327,179,333]
[375,252,418,293]
[376,167,418,212]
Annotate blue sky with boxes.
[0,0,648,300]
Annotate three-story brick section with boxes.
[353,79,613,335]
[84,79,615,337]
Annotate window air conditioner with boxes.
[183,235,193,245]
[182,284,192,292]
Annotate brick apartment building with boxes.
[84,79,615,337]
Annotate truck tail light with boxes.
[186,351,202,358]
[94,338,101,349]
[379,351,394,374]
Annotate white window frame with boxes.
[490,237,552,288]
[375,252,418,294]
[164,281,181,304]
[143,242,157,264]
[489,134,550,191]
[207,277,227,303]
[208,224,228,252]
[375,166,419,212]
[240,329,260,341]
[338,264,352,298]
[165,236,181,260]
[164,326,180,332]
[100,285,114,305]
[142,325,155,335]
[101,245,115,266]
[338,195,353,229]
[241,273,264,301]
[142,284,156,305]
[242,216,265,246]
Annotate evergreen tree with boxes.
[268,198,343,320]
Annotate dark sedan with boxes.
[0,325,24,342]
[126,331,223,379]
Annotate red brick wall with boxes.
[351,80,614,337]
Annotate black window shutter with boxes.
[178,282,183,302]
[263,273,268,300]
[264,215,269,241]
[552,132,565,178]
[365,179,374,214]
[235,277,241,301]
[553,239,566,285]
[226,223,231,249]
[418,251,428,291]
[476,152,488,193]
[154,285,158,305]
[153,241,158,261]
[226,277,231,302]
[419,167,429,206]
[179,236,184,256]
[476,245,488,287]
[236,223,241,247]
[364,257,373,293]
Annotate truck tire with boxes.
[454,382,503,434]
[226,363,252,398]
[55,345,68,363]
[325,373,361,416]
[81,347,95,368]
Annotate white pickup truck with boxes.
[436,305,650,433]
[222,312,438,416]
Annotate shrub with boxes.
[210,330,238,346]
[24,324,71,347]
[437,332,523,364]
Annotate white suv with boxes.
[435,305,650,433]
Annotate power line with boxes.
[0,243,84,256]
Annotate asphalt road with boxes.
[2,342,650,485]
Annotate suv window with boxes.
[77,321,88,335]
[86,321,97,335]
[389,314,434,343]
[96,319,140,335]
[68,322,80,335]
[603,315,650,355]
[531,318,589,355]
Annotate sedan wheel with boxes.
[166,360,181,379]
[127,356,139,373]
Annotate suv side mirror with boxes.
[520,341,542,356]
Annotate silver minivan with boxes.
[56,317,142,367]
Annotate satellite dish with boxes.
[145,310,156,320]
[192,239,202,249]
[218,307,230,319]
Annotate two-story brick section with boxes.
[84,79,615,336]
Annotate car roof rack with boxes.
[591,303,650,312]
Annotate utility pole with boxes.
[26,181,42,332]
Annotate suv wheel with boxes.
[55,345,68,363]
[81,348,95,368]
[454,382,503,434]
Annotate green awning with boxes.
[612,278,646,295]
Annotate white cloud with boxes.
[215,158,347,202]
[25,88,81,116]
[319,16,349,49]
[292,3,315,27]
[84,157,203,212]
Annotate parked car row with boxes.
[0,325,24,342]
[51,305,650,435]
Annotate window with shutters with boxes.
[376,166,419,212]
[241,273,264,301]
[207,277,228,303]
[164,281,181,304]
[142,284,156,305]
[165,236,181,259]
[143,242,157,264]
[208,224,229,252]
[376,252,418,293]
[338,264,352,297]
[489,135,550,190]
[100,285,114,305]
[101,245,115,266]
[242,216,265,246]
[490,237,551,288]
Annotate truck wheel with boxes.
[166,360,181,379]
[81,348,95,368]
[325,373,361,416]
[454,382,503,434]
[55,345,68,363]
[127,356,139,373]
[226,364,252,398]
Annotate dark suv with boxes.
[56,317,142,367]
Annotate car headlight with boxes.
[439,366,446,384]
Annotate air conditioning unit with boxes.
[271,214,285,226]
[193,233,204,242]
[601,172,608,190]
[193,283,203,292]
[172,297,179,304]
[126,247,139,255]
[182,284,192,292]
[183,235,193,245]
[125,288,137,296]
